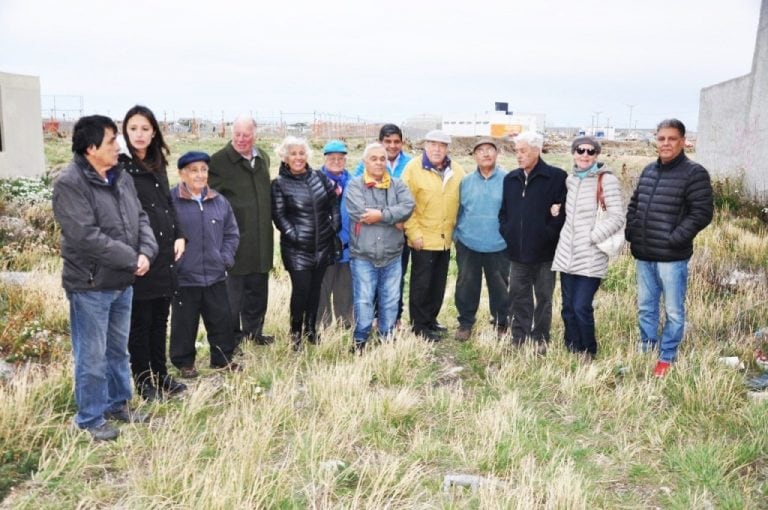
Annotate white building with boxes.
[442,111,545,137]
[580,126,617,141]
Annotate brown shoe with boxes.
[211,362,242,372]
[179,366,199,379]
[455,326,472,342]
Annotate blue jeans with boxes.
[636,259,689,362]
[67,287,134,429]
[351,257,402,344]
[560,273,602,355]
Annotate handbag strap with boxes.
[596,173,607,211]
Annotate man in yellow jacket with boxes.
[401,130,465,341]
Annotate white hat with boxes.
[424,130,451,144]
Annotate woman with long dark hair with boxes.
[122,105,187,399]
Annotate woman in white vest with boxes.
[551,136,624,360]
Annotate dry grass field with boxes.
[1,136,767,508]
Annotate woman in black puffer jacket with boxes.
[272,136,340,350]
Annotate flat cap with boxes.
[177,151,211,169]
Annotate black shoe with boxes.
[159,375,187,396]
[414,328,441,343]
[87,422,120,441]
[105,405,149,424]
[136,380,161,402]
[253,334,274,346]
[429,322,448,334]
[350,341,366,355]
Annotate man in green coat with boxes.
[208,116,274,345]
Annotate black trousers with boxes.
[226,272,269,341]
[170,281,234,368]
[409,248,450,333]
[398,243,410,321]
[128,296,171,384]
[288,265,328,336]
[454,240,510,328]
[508,260,556,343]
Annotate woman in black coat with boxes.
[122,105,187,399]
[272,136,340,350]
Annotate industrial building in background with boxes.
[441,102,545,138]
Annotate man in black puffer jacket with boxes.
[626,118,713,377]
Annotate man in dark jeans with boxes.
[499,131,567,352]
[401,130,465,342]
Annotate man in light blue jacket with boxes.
[453,138,510,341]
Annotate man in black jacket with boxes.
[52,116,158,441]
[208,116,274,346]
[499,131,567,350]
[626,118,713,377]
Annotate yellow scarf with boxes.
[363,169,391,189]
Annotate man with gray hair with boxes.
[208,116,274,346]
[499,131,567,352]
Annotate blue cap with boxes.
[322,140,348,155]
[177,151,210,169]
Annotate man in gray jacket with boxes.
[345,143,414,352]
[52,115,158,441]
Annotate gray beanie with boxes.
[571,136,601,154]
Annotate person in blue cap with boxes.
[169,151,241,377]
[317,139,353,330]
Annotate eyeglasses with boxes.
[475,147,497,154]
[575,147,597,156]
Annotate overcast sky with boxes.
[0,0,761,130]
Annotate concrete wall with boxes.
[697,0,768,195]
[0,72,46,178]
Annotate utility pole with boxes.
[627,104,637,130]
[593,111,602,129]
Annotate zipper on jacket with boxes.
[310,175,320,265]
[197,199,209,285]
[640,170,663,249]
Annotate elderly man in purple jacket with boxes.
[169,151,240,378]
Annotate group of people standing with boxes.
[52,109,713,441]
